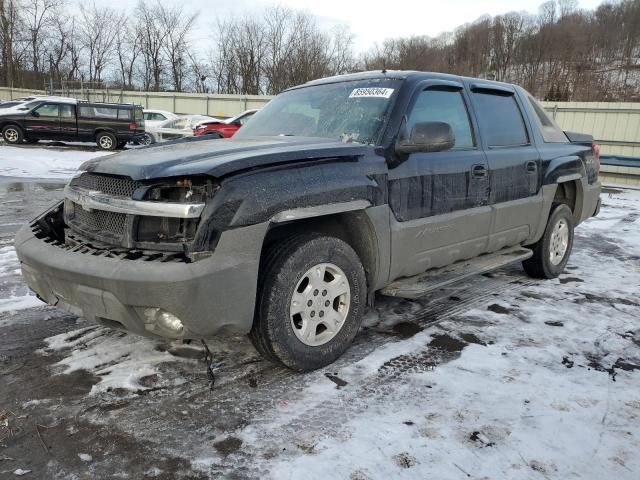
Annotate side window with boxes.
[118,109,132,120]
[144,112,152,121]
[60,104,75,118]
[35,103,60,118]
[79,106,95,118]
[471,90,529,147]
[406,89,475,149]
[93,107,118,119]
[155,113,166,121]
[527,96,568,143]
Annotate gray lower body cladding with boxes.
[15,222,269,339]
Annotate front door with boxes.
[468,85,542,252]
[388,81,491,281]
[23,102,61,139]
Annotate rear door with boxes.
[468,84,542,252]
[24,102,61,139]
[388,80,491,280]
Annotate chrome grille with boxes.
[70,173,140,197]
[71,203,127,237]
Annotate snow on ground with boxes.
[0,144,112,179]
[243,189,640,480]
[42,326,189,394]
[0,245,43,319]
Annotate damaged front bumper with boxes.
[15,221,268,339]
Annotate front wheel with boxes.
[250,234,367,371]
[2,125,23,144]
[523,203,574,279]
[96,132,117,150]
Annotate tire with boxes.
[250,234,367,371]
[141,132,155,145]
[96,132,116,150]
[2,125,23,144]
[523,203,574,279]
[205,132,224,139]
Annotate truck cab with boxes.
[15,71,601,371]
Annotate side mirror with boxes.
[395,121,455,154]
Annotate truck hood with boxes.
[82,136,372,180]
[0,110,28,117]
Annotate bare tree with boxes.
[0,0,21,87]
[157,2,197,92]
[0,0,638,101]
[78,1,120,83]
[136,1,164,91]
[114,18,141,89]
[24,0,61,75]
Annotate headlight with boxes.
[144,177,216,203]
[136,177,219,244]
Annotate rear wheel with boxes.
[250,234,366,371]
[523,203,574,279]
[2,125,23,144]
[141,132,155,145]
[96,132,116,150]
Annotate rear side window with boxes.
[93,107,118,119]
[406,89,475,149]
[118,109,132,120]
[135,109,144,122]
[79,106,94,118]
[472,90,529,147]
[527,96,568,143]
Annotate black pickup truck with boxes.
[0,99,145,150]
[15,71,601,370]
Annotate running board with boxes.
[381,247,533,299]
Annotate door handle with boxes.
[471,164,487,177]
[526,161,537,173]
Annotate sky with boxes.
[97,0,607,53]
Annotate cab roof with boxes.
[298,70,519,91]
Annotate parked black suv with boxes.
[0,100,145,150]
[16,71,601,371]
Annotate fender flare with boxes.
[269,200,372,223]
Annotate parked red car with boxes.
[193,109,258,138]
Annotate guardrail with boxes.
[0,86,272,118]
[599,155,640,187]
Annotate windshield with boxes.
[17,100,43,111]
[236,78,400,144]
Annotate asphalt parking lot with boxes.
[0,144,639,479]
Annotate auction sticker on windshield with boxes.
[349,88,394,98]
